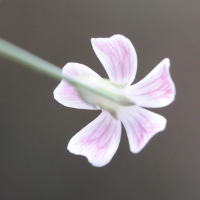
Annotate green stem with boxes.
[0,38,122,104]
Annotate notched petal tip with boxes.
[53,62,101,110]
[119,106,167,153]
[67,111,121,167]
[129,58,176,108]
[91,34,138,85]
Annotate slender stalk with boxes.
[0,38,123,104]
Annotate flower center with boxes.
[76,74,135,119]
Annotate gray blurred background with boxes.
[0,0,200,199]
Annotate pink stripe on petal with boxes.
[119,106,166,153]
[67,111,121,167]
[53,63,101,110]
[129,58,176,108]
[91,35,137,85]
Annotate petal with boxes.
[128,58,176,108]
[119,106,166,153]
[67,111,121,167]
[91,34,137,85]
[53,62,101,110]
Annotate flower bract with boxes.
[54,34,176,167]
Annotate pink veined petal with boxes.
[91,34,137,85]
[128,58,176,108]
[67,111,121,167]
[53,62,101,110]
[119,106,166,153]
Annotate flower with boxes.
[53,34,176,167]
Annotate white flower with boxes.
[54,35,176,167]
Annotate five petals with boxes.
[54,34,176,167]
